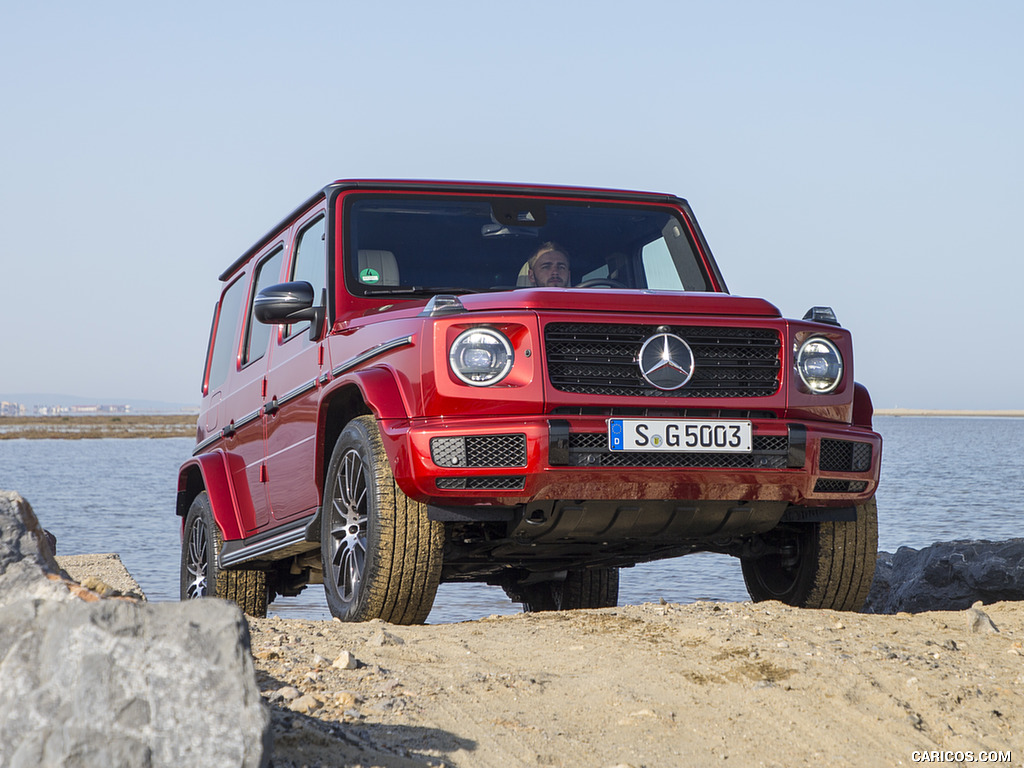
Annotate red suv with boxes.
[178,180,881,622]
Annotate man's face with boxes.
[530,251,570,287]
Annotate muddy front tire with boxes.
[180,491,268,617]
[321,415,444,624]
[740,498,878,611]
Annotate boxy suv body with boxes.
[177,180,881,622]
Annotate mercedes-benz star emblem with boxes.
[638,332,695,390]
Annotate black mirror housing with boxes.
[254,282,317,325]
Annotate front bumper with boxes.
[381,414,881,508]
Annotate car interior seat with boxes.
[515,261,533,287]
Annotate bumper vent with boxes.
[436,476,526,491]
[819,439,873,473]
[814,479,869,494]
[431,434,527,468]
[545,322,781,398]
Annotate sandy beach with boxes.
[250,600,1023,768]
[56,554,1023,768]
[66,561,1024,768]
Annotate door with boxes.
[228,245,285,533]
[265,212,328,522]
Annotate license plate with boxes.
[608,419,752,453]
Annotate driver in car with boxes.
[528,242,571,287]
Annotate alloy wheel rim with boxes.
[752,536,806,598]
[185,516,208,598]
[328,448,369,608]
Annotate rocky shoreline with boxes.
[3,491,1023,767]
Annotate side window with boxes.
[285,216,326,340]
[641,238,685,290]
[205,276,247,394]
[243,248,285,365]
[642,219,711,292]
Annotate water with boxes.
[2,416,1021,623]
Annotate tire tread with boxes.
[323,416,442,624]
[742,498,878,612]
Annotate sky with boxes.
[1,1,1021,410]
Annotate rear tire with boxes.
[180,491,268,617]
[321,415,444,624]
[511,567,620,612]
[741,498,878,611]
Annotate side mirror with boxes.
[254,282,325,341]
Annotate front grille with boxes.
[431,435,527,468]
[545,323,781,398]
[436,476,526,490]
[567,433,789,469]
[819,439,873,473]
[814,479,869,494]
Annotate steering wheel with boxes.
[576,278,627,289]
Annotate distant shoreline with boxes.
[875,409,1024,418]
[0,414,195,440]
[1,410,1021,440]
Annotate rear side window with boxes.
[285,216,326,340]
[205,276,247,394]
[243,248,285,365]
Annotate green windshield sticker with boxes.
[359,268,380,284]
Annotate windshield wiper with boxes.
[362,286,480,296]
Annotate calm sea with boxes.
[1,416,1021,623]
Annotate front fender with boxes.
[331,365,411,420]
[853,382,874,429]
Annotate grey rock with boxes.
[332,650,360,669]
[288,693,323,714]
[966,601,1000,634]
[0,597,271,768]
[0,491,58,571]
[0,491,272,767]
[272,685,302,702]
[368,629,405,647]
[57,553,147,600]
[865,539,1024,614]
[0,491,75,607]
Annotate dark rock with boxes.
[865,539,1024,614]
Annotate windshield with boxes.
[344,195,715,296]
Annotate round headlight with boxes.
[796,337,843,393]
[449,328,514,386]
